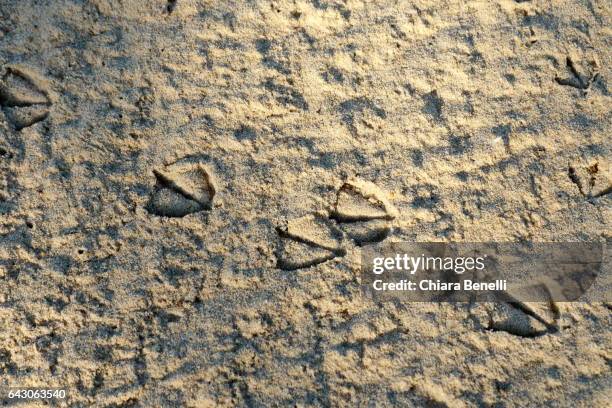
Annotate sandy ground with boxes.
[0,0,610,406]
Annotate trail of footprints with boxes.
[275,180,562,338]
[276,179,398,271]
[0,65,51,130]
[0,64,578,341]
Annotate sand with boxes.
[0,0,610,406]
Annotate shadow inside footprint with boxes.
[0,65,51,130]
[147,161,216,217]
[340,219,391,245]
[276,239,340,271]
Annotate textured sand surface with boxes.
[0,0,610,406]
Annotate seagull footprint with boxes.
[276,214,346,271]
[147,160,216,218]
[332,178,397,245]
[0,65,52,130]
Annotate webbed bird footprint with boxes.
[147,161,216,217]
[276,214,346,271]
[332,178,397,245]
[0,65,51,130]
[471,282,562,338]
[276,179,397,270]
[484,301,560,338]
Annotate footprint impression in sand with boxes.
[276,214,347,271]
[147,161,216,217]
[0,65,51,130]
[276,179,397,270]
[471,281,566,338]
[331,178,398,244]
[485,300,560,338]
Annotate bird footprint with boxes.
[0,65,51,130]
[147,160,216,217]
[276,179,397,270]
[276,214,346,271]
[332,178,398,245]
[471,282,563,338]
